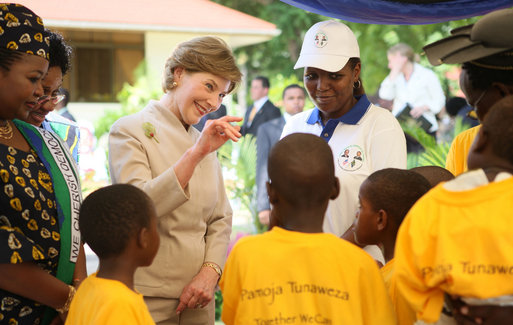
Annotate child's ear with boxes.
[267,181,278,205]
[330,177,340,200]
[137,227,150,249]
[376,209,388,231]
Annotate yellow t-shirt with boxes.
[382,259,416,325]
[445,125,480,176]
[394,173,513,323]
[220,227,397,325]
[65,273,155,325]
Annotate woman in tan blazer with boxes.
[108,36,242,325]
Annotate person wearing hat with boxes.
[0,4,85,325]
[422,8,513,176]
[281,20,407,264]
[390,10,513,324]
[393,95,513,325]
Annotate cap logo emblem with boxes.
[314,32,328,48]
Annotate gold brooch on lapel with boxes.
[142,122,159,143]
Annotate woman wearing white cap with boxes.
[282,20,407,263]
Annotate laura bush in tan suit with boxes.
[108,36,242,325]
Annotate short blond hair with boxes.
[388,43,416,63]
[162,36,242,93]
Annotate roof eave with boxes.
[45,19,281,37]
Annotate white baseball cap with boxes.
[294,20,360,72]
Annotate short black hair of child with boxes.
[365,168,431,226]
[268,133,334,207]
[410,166,454,188]
[482,95,513,165]
[48,29,72,75]
[79,184,154,259]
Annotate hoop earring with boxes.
[353,80,361,89]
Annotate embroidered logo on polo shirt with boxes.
[338,145,364,171]
[314,32,327,48]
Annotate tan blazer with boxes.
[108,100,232,298]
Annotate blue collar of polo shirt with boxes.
[307,95,371,143]
[306,94,371,126]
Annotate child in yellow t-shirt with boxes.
[350,168,431,325]
[394,96,513,325]
[220,133,397,325]
[65,184,159,325]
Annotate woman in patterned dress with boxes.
[0,4,85,325]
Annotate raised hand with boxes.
[192,115,243,158]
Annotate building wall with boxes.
[144,31,274,84]
[60,29,145,102]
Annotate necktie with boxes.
[248,106,257,122]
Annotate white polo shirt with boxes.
[282,95,407,260]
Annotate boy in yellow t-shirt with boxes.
[65,184,159,325]
[394,96,513,325]
[220,133,397,325]
[350,168,431,325]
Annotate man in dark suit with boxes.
[241,76,281,136]
[256,84,306,225]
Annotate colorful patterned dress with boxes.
[0,145,60,324]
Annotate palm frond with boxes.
[453,116,473,138]
[419,142,451,167]
[401,120,455,168]
[236,135,257,187]
[219,135,265,233]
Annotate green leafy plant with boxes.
[215,290,223,320]
[214,135,265,320]
[218,135,266,234]
[94,61,161,139]
[403,116,473,168]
